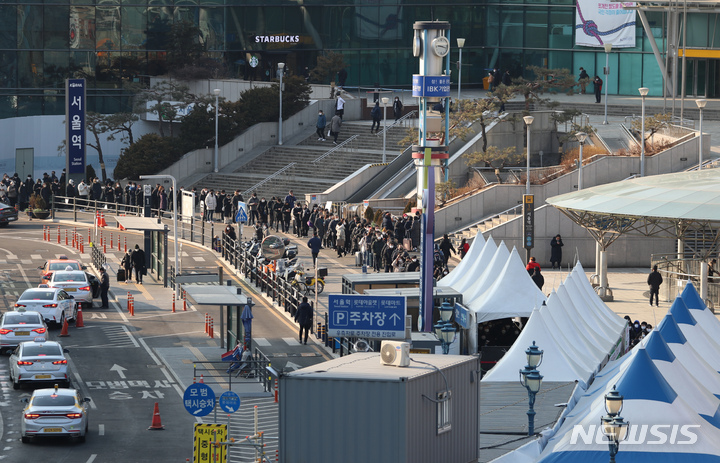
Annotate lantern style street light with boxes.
[639,87,649,176]
[576,132,587,190]
[696,98,707,170]
[523,116,534,195]
[602,385,629,463]
[519,341,544,435]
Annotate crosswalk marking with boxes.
[30,254,41,260]
[283,337,300,346]
[7,254,17,260]
[192,256,205,262]
[21,259,32,265]
[254,338,271,346]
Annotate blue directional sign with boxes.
[412,75,451,98]
[235,201,248,223]
[183,383,216,417]
[219,391,241,414]
[328,294,406,339]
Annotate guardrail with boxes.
[312,134,359,164]
[242,162,297,197]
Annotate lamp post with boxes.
[139,174,178,296]
[639,87,649,176]
[576,132,587,190]
[381,97,389,163]
[213,88,220,173]
[523,116,534,195]
[433,302,457,354]
[602,385,629,463]
[519,341,543,435]
[696,98,707,170]
[603,43,612,125]
[457,38,466,101]
[278,62,285,145]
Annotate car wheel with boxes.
[21,436,31,444]
[59,313,65,328]
[70,305,78,323]
[11,374,19,390]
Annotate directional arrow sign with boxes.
[219,391,241,414]
[183,383,215,416]
[285,361,302,371]
[110,364,127,379]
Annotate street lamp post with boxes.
[523,116,534,195]
[576,132,587,190]
[696,99,707,170]
[519,341,544,435]
[457,38,466,101]
[139,174,179,296]
[278,63,285,145]
[639,87,649,177]
[433,302,457,354]
[213,88,220,173]
[603,43,612,125]
[602,385,629,463]
[381,97,389,163]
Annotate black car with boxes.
[0,202,18,227]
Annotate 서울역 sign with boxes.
[328,294,406,339]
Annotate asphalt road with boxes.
[0,219,332,463]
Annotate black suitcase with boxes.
[355,252,363,267]
[117,269,126,282]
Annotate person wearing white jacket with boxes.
[204,190,217,223]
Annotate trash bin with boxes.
[483,76,490,90]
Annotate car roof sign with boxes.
[33,336,46,342]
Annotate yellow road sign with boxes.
[194,423,227,463]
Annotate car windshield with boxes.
[23,344,62,356]
[49,262,80,271]
[53,272,86,283]
[32,395,75,407]
[19,291,55,301]
[4,314,42,325]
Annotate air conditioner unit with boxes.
[380,341,410,367]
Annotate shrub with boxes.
[114,134,184,180]
[364,206,374,223]
[29,193,47,211]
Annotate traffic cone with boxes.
[58,318,70,337]
[99,212,107,228]
[75,305,84,328]
[148,402,165,430]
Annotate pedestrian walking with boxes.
[550,234,564,269]
[316,110,327,141]
[439,234,456,265]
[370,101,381,133]
[578,67,590,94]
[295,297,313,345]
[330,114,342,144]
[647,265,663,306]
[121,250,133,283]
[131,244,146,284]
[335,93,345,118]
[99,267,110,309]
[307,232,322,267]
[393,96,403,121]
[593,75,603,103]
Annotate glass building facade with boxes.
[0,1,716,119]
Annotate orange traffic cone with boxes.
[99,212,107,228]
[58,318,70,337]
[148,402,165,430]
[75,305,84,328]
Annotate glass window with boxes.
[96,3,121,53]
[71,50,95,83]
[17,5,43,50]
[44,51,70,89]
[69,6,95,50]
[687,13,708,48]
[121,6,147,50]
[525,8,548,49]
[436,391,451,434]
[0,51,18,89]
[200,7,225,51]
[0,7,16,49]
[147,6,172,51]
[486,6,500,47]
[44,6,69,49]
[548,8,574,49]
[548,50,572,73]
[18,51,43,89]
[500,7,523,48]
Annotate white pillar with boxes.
[700,261,709,303]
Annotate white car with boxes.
[9,339,70,389]
[16,287,77,327]
[0,310,48,354]
[20,385,90,443]
[47,271,94,309]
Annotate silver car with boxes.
[0,310,48,354]
[47,271,93,309]
[9,339,70,389]
[16,287,77,327]
[20,385,90,443]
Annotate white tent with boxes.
[462,241,510,306]
[543,290,607,360]
[436,232,485,289]
[570,263,626,332]
[469,247,545,323]
[553,284,617,352]
[441,236,497,295]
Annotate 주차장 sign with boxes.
[328,294,406,339]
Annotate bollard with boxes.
[127,292,132,313]
[110,233,113,249]
[130,297,134,316]
[100,230,104,247]
[104,244,107,253]
[209,318,214,338]
[57,226,61,244]
[65,229,68,246]
[274,378,279,403]
[183,290,187,311]
[118,234,121,252]
[124,236,127,253]
[74,227,77,247]
[205,313,209,333]
[316,322,322,339]
[172,292,176,313]
[80,237,84,254]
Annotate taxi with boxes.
[9,338,70,389]
[38,256,85,285]
[15,286,77,327]
[0,309,48,354]
[46,270,96,309]
[20,384,91,443]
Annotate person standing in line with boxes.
[393,96,403,121]
[316,110,327,141]
[121,250,133,283]
[247,192,259,225]
[370,100,381,134]
[99,267,110,309]
[295,296,313,345]
[204,190,217,223]
[335,93,345,119]
[578,67,590,94]
[593,75,603,103]
[550,234,564,269]
[647,265,663,307]
[459,238,470,259]
[131,244,146,284]
[307,231,322,267]
[330,113,342,144]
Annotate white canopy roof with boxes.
[436,232,485,289]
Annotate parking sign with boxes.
[328,294,406,339]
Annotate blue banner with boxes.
[328,294,406,339]
[412,75,451,98]
[66,78,86,175]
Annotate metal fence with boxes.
[651,254,720,309]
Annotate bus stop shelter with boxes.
[114,216,168,287]
[181,283,253,350]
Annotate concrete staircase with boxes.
[195,122,407,200]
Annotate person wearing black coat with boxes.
[647,265,663,306]
[295,297,313,344]
[131,244,146,284]
[439,234,456,265]
[550,234,564,269]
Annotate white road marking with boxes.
[192,256,205,262]
[7,255,17,260]
[283,338,300,346]
[91,312,107,319]
[20,259,31,265]
[285,361,301,371]
[98,424,105,436]
[86,454,97,463]
[109,364,127,379]
[30,254,41,260]
[254,338,271,346]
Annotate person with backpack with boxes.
[370,101,382,134]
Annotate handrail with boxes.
[377,109,418,136]
[311,135,358,164]
[242,162,296,196]
[447,203,523,237]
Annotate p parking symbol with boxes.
[334,311,348,326]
